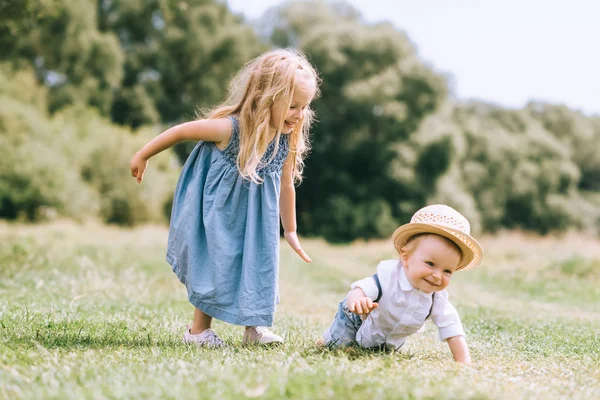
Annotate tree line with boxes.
[2,0,599,241]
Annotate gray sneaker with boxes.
[183,326,225,348]
[243,326,284,345]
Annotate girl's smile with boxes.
[284,119,299,129]
[270,72,315,135]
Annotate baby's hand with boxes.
[348,297,379,315]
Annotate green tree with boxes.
[527,102,600,191]
[99,0,265,135]
[2,0,124,117]
[263,0,447,241]
[0,0,56,50]
[0,64,179,224]
[450,102,586,233]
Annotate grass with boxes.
[1,222,599,399]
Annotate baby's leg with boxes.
[322,297,363,348]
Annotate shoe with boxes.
[243,326,284,345]
[182,326,225,348]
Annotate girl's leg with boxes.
[190,308,212,334]
[183,308,224,347]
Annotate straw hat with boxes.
[392,204,483,271]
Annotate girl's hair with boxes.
[401,233,463,260]
[204,48,320,183]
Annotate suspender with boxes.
[372,273,383,303]
[372,273,436,319]
[425,292,436,320]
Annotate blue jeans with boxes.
[322,297,364,348]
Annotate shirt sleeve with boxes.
[350,276,379,301]
[430,293,465,341]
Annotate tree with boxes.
[527,102,600,191]
[99,0,265,136]
[449,101,586,233]
[2,0,124,117]
[262,0,447,241]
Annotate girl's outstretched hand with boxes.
[130,152,149,183]
[284,231,312,263]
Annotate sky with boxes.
[227,0,600,116]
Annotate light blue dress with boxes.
[167,116,289,327]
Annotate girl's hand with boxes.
[130,152,149,183]
[284,231,312,263]
[348,296,379,315]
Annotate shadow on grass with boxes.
[1,316,181,350]
[5,328,178,350]
[300,342,414,361]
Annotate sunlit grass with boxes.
[1,221,599,399]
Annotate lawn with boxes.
[1,221,599,399]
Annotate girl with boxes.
[130,48,320,347]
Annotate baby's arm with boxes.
[130,118,232,183]
[429,294,471,364]
[347,287,379,315]
[446,335,471,364]
[347,271,382,315]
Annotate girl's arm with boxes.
[446,335,472,364]
[280,152,311,262]
[130,118,232,183]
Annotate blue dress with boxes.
[166,116,289,327]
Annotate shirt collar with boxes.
[398,261,433,297]
[398,263,415,292]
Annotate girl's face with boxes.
[401,235,461,294]
[270,74,315,135]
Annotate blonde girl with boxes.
[130,48,319,346]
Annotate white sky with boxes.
[227,0,600,116]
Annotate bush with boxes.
[0,97,96,221]
[51,107,180,226]
[310,196,398,243]
[452,103,589,233]
[0,66,179,224]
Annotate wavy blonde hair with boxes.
[204,48,320,183]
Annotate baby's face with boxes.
[401,235,461,293]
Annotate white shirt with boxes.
[351,259,465,349]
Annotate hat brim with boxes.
[392,223,483,271]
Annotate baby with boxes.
[322,204,483,364]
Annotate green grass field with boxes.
[1,222,599,399]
